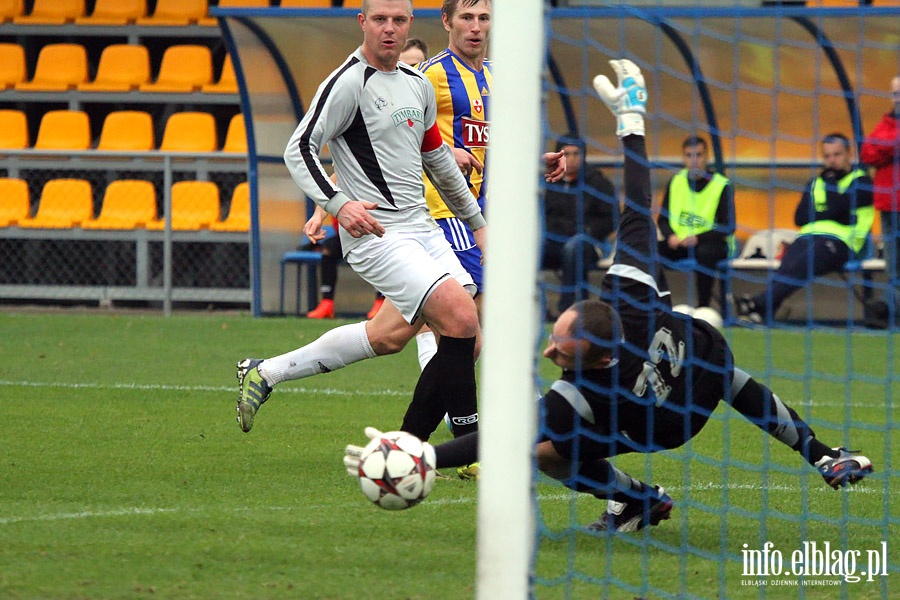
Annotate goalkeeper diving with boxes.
[345,59,874,533]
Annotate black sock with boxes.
[434,431,479,469]
[729,371,835,466]
[401,335,477,441]
[562,459,650,503]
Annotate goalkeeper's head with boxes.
[543,299,621,371]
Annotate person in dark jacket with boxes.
[542,132,618,315]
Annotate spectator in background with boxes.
[657,135,735,309]
[860,75,900,329]
[735,133,874,324]
[542,133,618,317]
[400,37,428,65]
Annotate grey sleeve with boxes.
[422,143,486,230]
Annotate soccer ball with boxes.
[693,306,724,331]
[356,431,436,511]
[671,303,695,316]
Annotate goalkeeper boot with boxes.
[589,486,673,533]
[592,59,647,138]
[236,358,272,433]
[815,448,874,489]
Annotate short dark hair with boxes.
[566,299,620,363]
[402,38,428,57]
[682,135,708,151]
[821,132,850,150]
[555,131,583,153]
[442,0,490,21]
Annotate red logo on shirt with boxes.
[461,116,489,148]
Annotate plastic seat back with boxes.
[18,179,93,229]
[0,43,25,88]
[0,109,28,149]
[222,114,247,153]
[136,0,208,25]
[201,53,238,93]
[34,110,91,150]
[210,183,249,231]
[13,0,82,23]
[82,180,159,230]
[0,0,23,22]
[280,0,334,6]
[149,181,221,230]
[78,44,150,91]
[0,178,30,227]
[75,0,145,25]
[97,111,154,151]
[159,112,217,152]
[139,45,212,93]
[15,43,88,91]
[218,0,270,6]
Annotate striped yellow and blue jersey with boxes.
[418,49,491,219]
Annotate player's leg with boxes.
[728,367,873,488]
[695,240,728,308]
[307,235,341,319]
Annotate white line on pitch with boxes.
[0,379,891,408]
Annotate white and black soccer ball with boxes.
[357,431,436,511]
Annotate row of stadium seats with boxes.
[0,42,235,93]
[0,109,245,152]
[0,178,249,232]
[0,0,446,26]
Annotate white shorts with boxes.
[345,228,475,324]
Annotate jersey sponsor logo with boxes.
[391,107,424,127]
[472,97,483,115]
[461,116,489,147]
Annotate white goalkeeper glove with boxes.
[592,59,647,138]
[343,426,384,477]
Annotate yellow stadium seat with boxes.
[0,109,28,149]
[77,44,150,92]
[13,0,83,24]
[82,180,159,230]
[136,0,210,25]
[0,43,25,89]
[340,0,362,8]
[280,0,333,6]
[218,0,270,6]
[147,181,221,231]
[18,179,93,229]
[201,53,238,94]
[222,114,247,153]
[0,178,30,227]
[0,0,23,24]
[210,183,249,232]
[34,110,91,150]
[159,112,217,152]
[97,111,155,151]
[15,43,88,91]
[139,45,212,93]
[75,0,145,25]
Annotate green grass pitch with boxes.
[0,311,896,599]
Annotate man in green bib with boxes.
[735,133,874,323]
[657,135,735,309]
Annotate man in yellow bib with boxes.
[735,133,874,323]
[657,135,735,309]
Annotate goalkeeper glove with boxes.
[593,59,647,138]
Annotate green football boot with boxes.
[236,358,271,433]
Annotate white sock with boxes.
[259,321,376,385]
[415,331,438,371]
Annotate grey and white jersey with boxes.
[284,48,483,255]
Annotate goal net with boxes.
[482,2,898,598]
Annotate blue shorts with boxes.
[437,217,483,292]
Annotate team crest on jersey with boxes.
[375,96,387,111]
[472,98,483,115]
[391,107,424,127]
[461,116,489,148]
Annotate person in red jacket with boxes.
[860,76,900,328]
